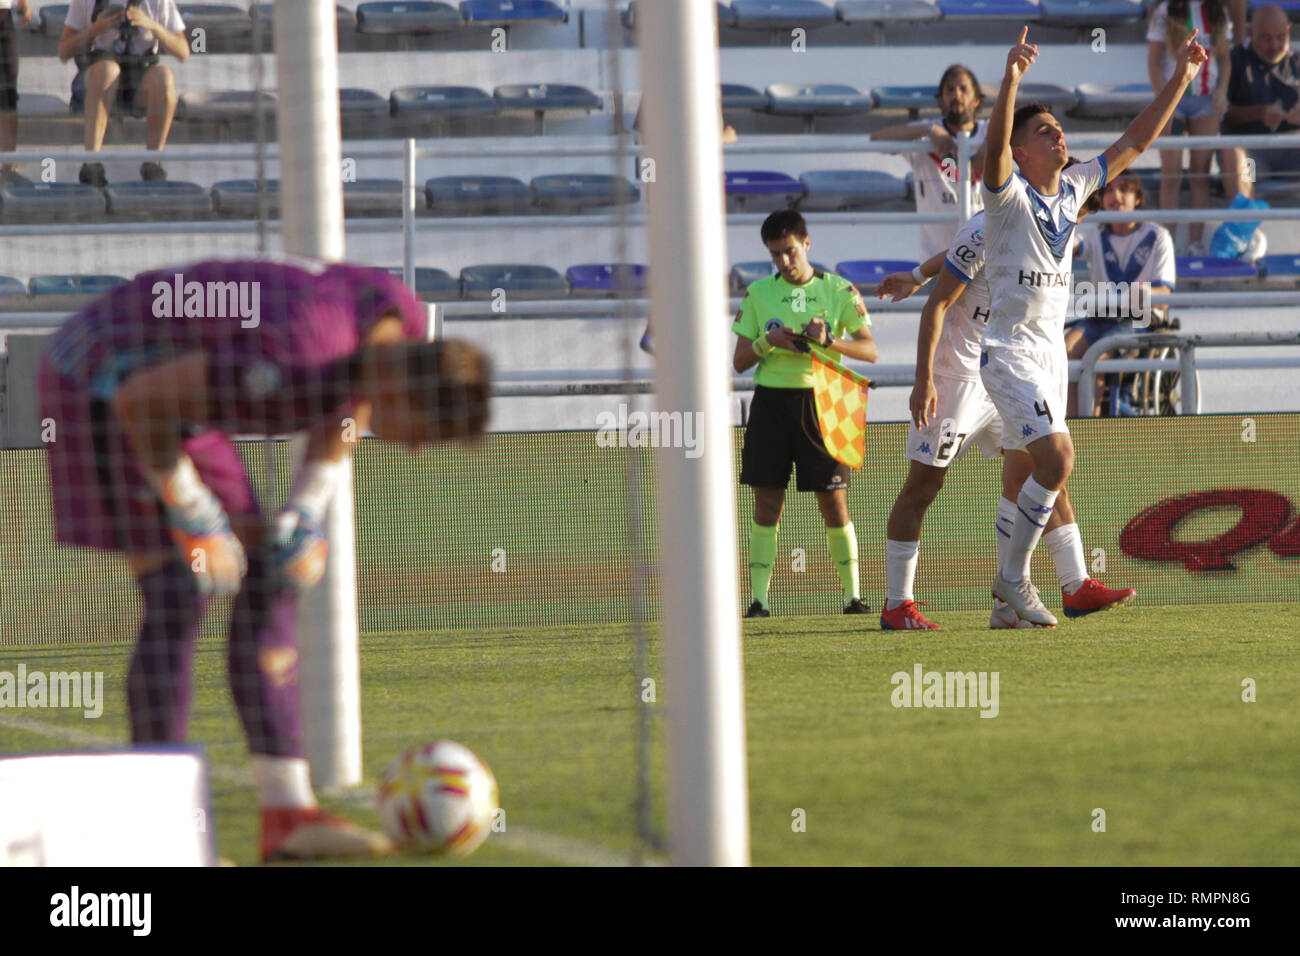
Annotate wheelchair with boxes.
[1088,311,1201,417]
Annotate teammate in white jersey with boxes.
[876,182,1134,630]
[979,26,1208,626]
[872,64,989,260]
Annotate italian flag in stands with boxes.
[810,350,869,469]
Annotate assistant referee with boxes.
[732,209,879,618]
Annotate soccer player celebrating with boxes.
[40,257,490,861]
[877,179,1135,630]
[979,26,1207,626]
[732,209,879,618]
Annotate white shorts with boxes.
[906,375,1003,467]
[978,346,1069,451]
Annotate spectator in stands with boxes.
[0,1,31,185]
[1223,4,1300,199]
[1148,0,1237,255]
[58,0,189,187]
[1068,174,1176,416]
[871,64,988,260]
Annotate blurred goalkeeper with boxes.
[39,257,490,862]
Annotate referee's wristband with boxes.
[912,265,927,285]
[752,335,776,360]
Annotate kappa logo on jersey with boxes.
[1022,424,1035,438]
[918,441,932,455]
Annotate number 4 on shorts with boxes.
[1034,400,1053,424]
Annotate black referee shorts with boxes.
[0,12,18,114]
[740,385,849,493]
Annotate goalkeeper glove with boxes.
[148,455,247,595]
[269,458,345,591]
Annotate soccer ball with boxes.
[377,740,499,856]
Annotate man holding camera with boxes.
[59,0,188,186]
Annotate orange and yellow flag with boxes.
[810,349,870,469]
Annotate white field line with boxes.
[0,712,656,867]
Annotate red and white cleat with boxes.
[1062,579,1137,619]
[880,600,941,631]
[989,600,1036,629]
[260,807,394,863]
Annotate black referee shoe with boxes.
[843,598,872,615]
[743,601,770,618]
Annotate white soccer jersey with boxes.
[980,155,1109,351]
[935,210,992,382]
[1077,222,1176,291]
[908,119,988,260]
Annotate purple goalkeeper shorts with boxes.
[40,356,260,556]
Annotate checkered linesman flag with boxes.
[810,349,869,469]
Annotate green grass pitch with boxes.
[2,602,1296,866]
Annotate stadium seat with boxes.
[0,275,26,295]
[1176,256,1259,286]
[343,179,406,217]
[390,86,498,119]
[766,83,871,131]
[0,183,105,224]
[530,174,639,212]
[460,264,568,300]
[29,275,127,296]
[494,84,602,133]
[385,267,462,300]
[178,4,253,38]
[425,175,532,214]
[211,179,281,218]
[1037,0,1144,26]
[1256,253,1300,284]
[566,263,649,298]
[1251,175,1300,206]
[730,260,831,292]
[835,0,940,23]
[729,1,838,30]
[104,181,212,220]
[835,259,919,292]
[251,3,357,31]
[1250,0,1300,15]
[872,86,942,117]
[980,82,1078,115]
[17,94,71,118]
[354,1,461,32]
[459,0,567,24]
[624,2,736,29]
[798,170,908,210]
[1069,83,1150,120]
[178,91,276,121]
[38,3,68,35]
[339,88,390,117]
[936,0,1041,19]
[722,83,770,111]
[726,170,804,211]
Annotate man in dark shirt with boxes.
[1223,4,1300,194]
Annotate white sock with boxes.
[1043,523,1088,593]
[885,539,919,609]
[251,755,317,810]
[995,497,1017,583]
[1005,477,1058,582]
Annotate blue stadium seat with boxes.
[835,0,940,23]
[0,184,105,224]
[494,84,601,132]
[459,1,567,24]
[385,267,462,300]
[211,180,281,218]
[730,260,831,292]
[936,0,1041,19]
[729,1,837,30]
[38,4,68,35]
[340,88,390,117]
[994,83,1079,115]
[566,263,649,298]
[872,86,941,116]
[725,170,804,211]
[354,1,461,32]
[29,275,127,296]
[766,83,871,131]
[461,264,569,300]
[178,4,253,38]
[251,3,357,31]
[722,83,770,111]
[1256,254,1300,284]
[530,174,639,212]
[835,259,919,290]
[104,181,212,220]
[425,175,532,214]
[1069,83,1150,120]
[1037,0,1144,26]
[178,91,276,121]
[624,2,736,29]
[1176,256,1259,285]
[0,275,27,296]
[798,170,908,211]
[1250,1,1300,15]
[343,179,406,217]
[390,86,497,119]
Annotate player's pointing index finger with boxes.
[1018,25,1028,44]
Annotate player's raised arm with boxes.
[1104,30,1209,183]
[911,269,966,428]
[983,26,1038,191]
